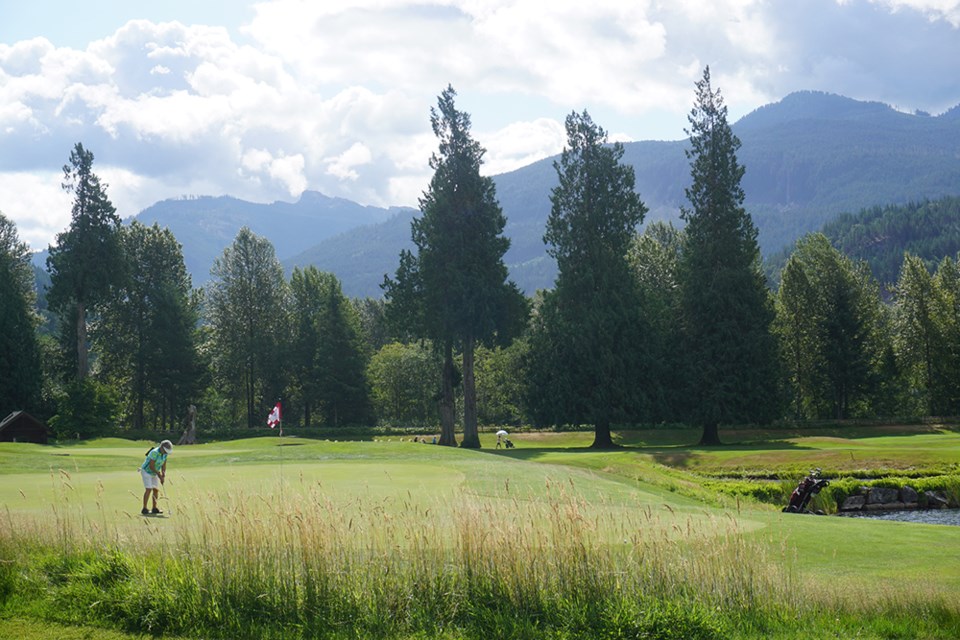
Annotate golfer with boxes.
[141,440,172,515]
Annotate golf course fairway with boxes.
[1,430,959,639]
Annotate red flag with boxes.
[267,402,281,428]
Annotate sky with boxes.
[2,0,960,252]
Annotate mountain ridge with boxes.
[124,90,960,297]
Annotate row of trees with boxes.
[3,68,960,446]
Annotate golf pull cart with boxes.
[783,468,830,514]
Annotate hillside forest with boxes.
[5,69,960,447]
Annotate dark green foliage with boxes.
[628,222,687,422]
[383,85,526,447]
[352,296,391,354]
[679,68,781,444]
[207,227,290,428]
[775,234,888,419]
[0,212,43,414]
[367,341,441,427]
[47,377,120,439]
[95,222,203,430]
[46,143,123,380]
[767,196,960,289]
[289,268,371,427]
[531,110,648,447]
[893,254,960,415]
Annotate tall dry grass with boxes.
[3,473,958,638]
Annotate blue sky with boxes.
[1,0,959,251]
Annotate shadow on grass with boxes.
[480,432,817,469]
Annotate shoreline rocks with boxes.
[839,486,955,513]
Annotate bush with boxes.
[48,378,120,440]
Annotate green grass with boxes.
[2,428,959,638]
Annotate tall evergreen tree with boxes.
[207,228,289,428]
[679,67,780,444]
[0,212,43,413]
[291,267,371,427]
[383,85,525,447]
[538,110,648,448]
[315,276,371,426]
[46,143,123,379]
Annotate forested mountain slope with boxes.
[766,196,960,288]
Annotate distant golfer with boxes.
[141,440,172,515]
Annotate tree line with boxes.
[2,68,959,446]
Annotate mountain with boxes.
[129,191,404,283]
[765,195,960,289]
[127,91,960,297]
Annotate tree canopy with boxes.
[679,67,780,444]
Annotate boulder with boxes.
[900,485,919,504]
[867,487,900,504]
[880,502,907,511]
[840,495,866,511]
[925,491,950,508]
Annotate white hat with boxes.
[160,440,173,452]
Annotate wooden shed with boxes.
[0,411,49,444]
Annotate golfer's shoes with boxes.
[152,507,163,514]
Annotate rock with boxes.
[880,502,907,510]
[841,495,866,511]
[925,491,950,508]
[900,486,919,504]
[867,487,900,504]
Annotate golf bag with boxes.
[783,468,829,513]
[504,438,515,449]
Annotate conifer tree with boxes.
[383,86,525,447]
[679,67,780,444]
[46,143,122,379]
[538,110,648,448]
[0,212,42,413]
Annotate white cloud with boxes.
[0,172,72,251]
[325,142,373,181]
[1,0,959,250]
[480,118,566,176]
[867,0,960,26]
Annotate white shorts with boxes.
[141,469,161,490]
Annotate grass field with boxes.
[1,427,959,639]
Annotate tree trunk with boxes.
[438,341,458,446]
[460,335,480,448]
[699,421,722,446]
[76,302,88,379]
[590,418,618,449]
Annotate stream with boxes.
[838,508,960,526]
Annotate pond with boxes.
[839,508,960,526]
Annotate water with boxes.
[839,508,960,526]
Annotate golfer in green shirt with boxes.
[141,440,172,515]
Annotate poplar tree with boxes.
[776,234,883,419]
[679,67,780,444]
[207,228,289,428]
